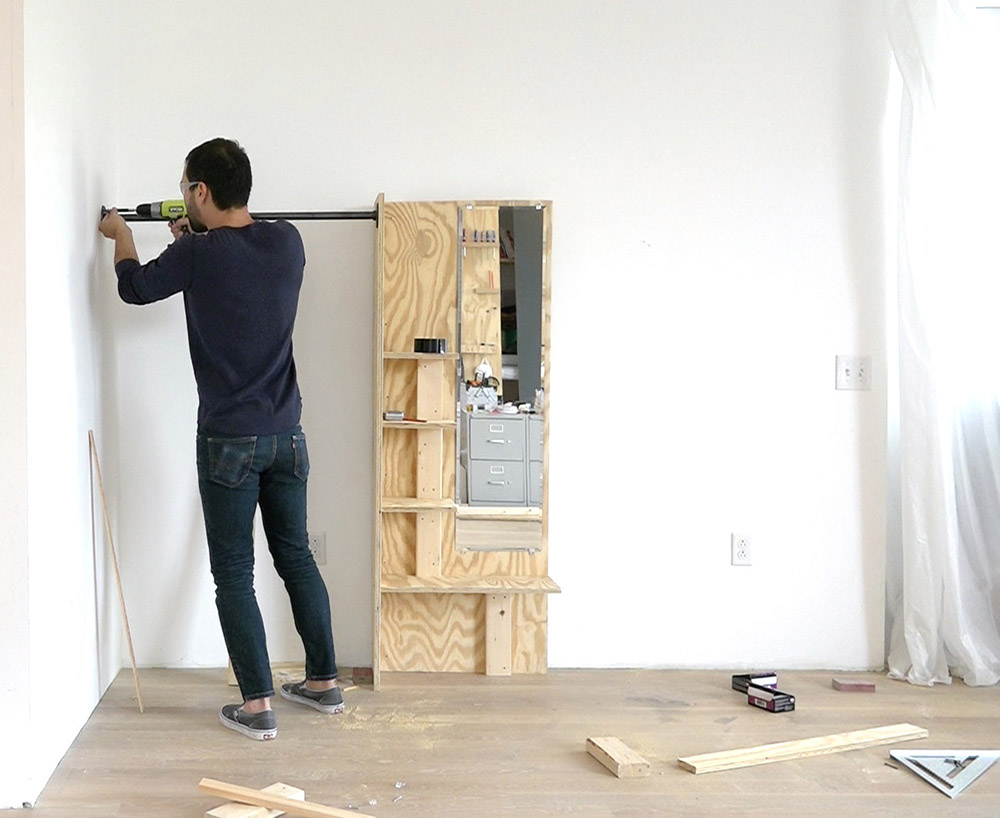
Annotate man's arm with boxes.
[98,208,138,264]
[98,207,195,304]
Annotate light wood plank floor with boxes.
[19,668,1000,816]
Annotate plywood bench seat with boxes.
[380,574,560,594]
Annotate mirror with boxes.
[455,202,548,514]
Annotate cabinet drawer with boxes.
[469,416,525,461]
[468,461,526,504]
[528,460,543,506]
[528,416,543,462]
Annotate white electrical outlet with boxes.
[308,531,327,566]
[835,355,872,391]
[731,533,752,566]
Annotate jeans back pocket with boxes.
[292,432,310,481]
[207,436,257,487]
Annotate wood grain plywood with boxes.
[380,593,485,672]
[380,513,415,575]
[511,594,548,674]
[382,202,457,354]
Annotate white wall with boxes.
[108,1,888,672]
[9,2,890,802]
[16,0,123,805]
[1,0,31,807]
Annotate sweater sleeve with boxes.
[116,235,196,304]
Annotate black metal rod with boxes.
[250,210,378,222]
[111,208,378,223]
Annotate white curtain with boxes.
[885,0,1000,686]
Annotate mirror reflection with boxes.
[457,205,545,509]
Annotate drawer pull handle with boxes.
[459,544,541,554]
[487,480,509,486]
[487,438,509,444]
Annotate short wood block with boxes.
[587,737,651,778]
[485,593,512,676]
[832,676,876,692]
[415,510,443,577]
[207,782,305,818]
[416,358,445,419]
[416,426,444,498]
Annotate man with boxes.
[99,138,343,741]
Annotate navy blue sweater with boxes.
[116,221,306,436]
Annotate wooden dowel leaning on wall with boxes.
[88,430,144,713]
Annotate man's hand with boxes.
[168,217,191,241]
[98,208,139,265]
[98,207,127,239]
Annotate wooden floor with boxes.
[21,668,1000,816]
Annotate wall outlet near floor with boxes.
[308,531,327,565]
[731,533,752,566]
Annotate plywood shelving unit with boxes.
[372,200,558,688]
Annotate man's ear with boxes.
[195,182,212,208]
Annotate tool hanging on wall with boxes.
[100,201,378,223]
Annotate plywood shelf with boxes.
[383,351,460,360]
[381,574,560,594]
[456,505,542,521]
[381,497,456,511]
[382,420,456,429]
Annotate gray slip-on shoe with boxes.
[219,704,277,740]
[279,681,345,714]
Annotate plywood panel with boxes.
[380,513,415,575]
[381,427,416,498]
[511,594,548,674]
[382,359,417,417]
[381,427,455,503]
[380,593,485,672]
[382,202,458,354]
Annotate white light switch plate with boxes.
[835,355,872,391]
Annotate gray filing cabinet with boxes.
[464,411,543,506]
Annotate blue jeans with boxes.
[196,425,337,701]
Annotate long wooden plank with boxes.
[206,781,304,818]
[372,192,385,691]
[677,723,928,774]
[198,779,372,818]
[587,737,651,778]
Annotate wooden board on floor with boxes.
[199,779,371,818]
[206,782,304,818]
[587,737,651,778]
[678,723,928,774]
[833,676,877,692]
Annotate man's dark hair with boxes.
[185,138,252,210]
